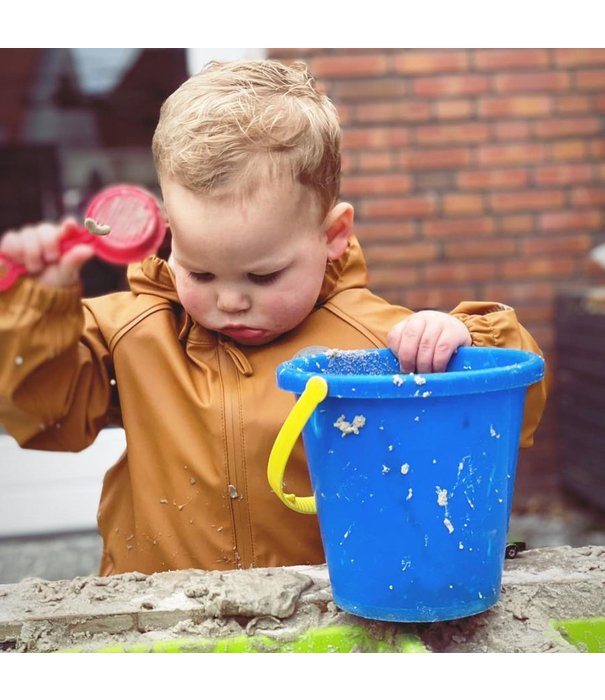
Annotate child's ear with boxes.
[323,202,354,260]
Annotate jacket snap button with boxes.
[228,484,239,499]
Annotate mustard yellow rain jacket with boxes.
[0,237,547,575]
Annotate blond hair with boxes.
[152,60,341,217]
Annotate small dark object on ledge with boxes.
[505,541,527,559]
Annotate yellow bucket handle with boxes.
[267,375,328,515]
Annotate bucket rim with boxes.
[276,346,545,399]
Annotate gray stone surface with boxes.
[1,546,604,653]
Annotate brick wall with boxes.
[269,48,605,509]
[0,49,42,142]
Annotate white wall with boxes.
[0,429,126,537]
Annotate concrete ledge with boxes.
[1,545,604,653]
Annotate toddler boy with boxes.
[0,60,546,575]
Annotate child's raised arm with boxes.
[0,224,112,450]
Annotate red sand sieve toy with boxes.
[0,184,167,291]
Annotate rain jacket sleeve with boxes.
[450,300,548,448]
[0,278,113,451]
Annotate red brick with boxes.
[415,123,490,146]
[490,190,565,212]
[422,217,495,238]
[415,172,455,190]
[554,49,605,67]
[368,267,420,287]
[399,148,471,170]
[539,209,603,231]
[479,96,552,118]
[355,101,431,123]
[412,75,489,97]
[576,70,605,91]
[528,327,554,353]
[357,151,395,171]
[342,127,410,149]
[571,187,605,207]
[329,78,406,101]
[443,239,517,259]
[521,234,593,255]
[423,261,499,284]
[353,222,416,240]
[478,143,548,166]
[494,71,571,93]
[550,140,588,161]
[443,193,485,216]
[555,95,593,114]
[310,55,389,78]
[494,121,531,141]
[435,99,474,120]
[532,117,602,139]
[507,304,555,323]
[394,50,470,74]
[501,259,577,279]
[597,164,605,181]
[596,95,605,112]
[533,164,594,186]
[341,173,413,197]
[590,140,605,159]
[336,104,354,126]
[401,287,479,312]
[474,49,549,71]
[499,215,535,235]
[484,282,556,302]
[341,152,355,174]
[360,196,436,219]
[364,241,439,265]
[458,169,529,190]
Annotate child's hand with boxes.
[388,310,472,374]
[0,219,95,288]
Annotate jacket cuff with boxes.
[449,300,518,348]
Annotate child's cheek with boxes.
[178,280,211,319]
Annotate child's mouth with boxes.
[220,326,267,342]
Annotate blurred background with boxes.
[1,48,604,582]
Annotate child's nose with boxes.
[216,287,251,313]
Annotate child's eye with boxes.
[188,271,214,283]
[248,271,281,286]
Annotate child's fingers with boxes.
[389,313,472,373]
[20,226,48,273]
[1,219,93,288]
[49,244,95,287]
[414,324,445,374]
[389,315,427,373]
[430,330,457,373]
[1,223,63,270]
[0,230,25,260]
[38,223,63,264]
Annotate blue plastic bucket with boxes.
[270,346,545,622]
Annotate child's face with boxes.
[163,178,347,346]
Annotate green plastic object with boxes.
[60,625,428,653]
[552,618,605,653]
